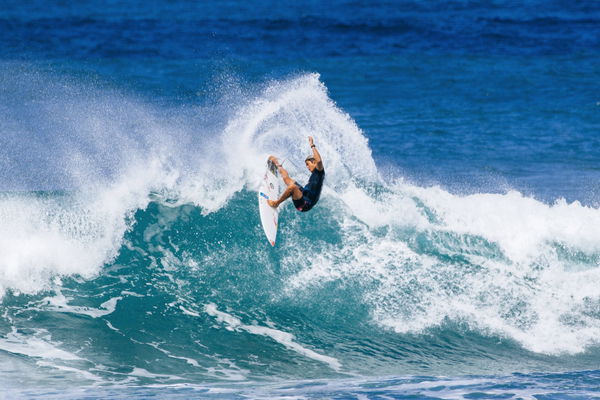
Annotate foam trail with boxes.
[39,290,122,318]
[0,328,82,361]
[204,303,342,371]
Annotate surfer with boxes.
[268,136,325,212]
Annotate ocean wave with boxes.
[1,72,600,386]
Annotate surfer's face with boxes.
[305,160,317,172]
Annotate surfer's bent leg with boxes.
[277,165,293,186]
[267,156,303,208]
[268,182,303,208]
[269,156,292,185]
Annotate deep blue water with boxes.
[1,1,600,399]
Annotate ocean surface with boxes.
[1,1,600,399]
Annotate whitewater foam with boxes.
[284,177,600,355]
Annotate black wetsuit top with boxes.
[293,168,325,212]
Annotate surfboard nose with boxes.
[259,157,280,246]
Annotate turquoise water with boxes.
[1,1,600,398]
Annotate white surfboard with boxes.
[258,159,281,246]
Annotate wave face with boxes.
[1,71,599,390]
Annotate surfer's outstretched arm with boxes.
[308,136,324,171]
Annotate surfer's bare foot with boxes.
[267,200,278,208]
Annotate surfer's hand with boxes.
[267,200,278,208]
[308,136,314,146]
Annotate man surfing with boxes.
[267,136,325,212]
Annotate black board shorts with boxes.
[292,181,313,212]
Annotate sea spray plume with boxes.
[220,73,379,194]
[0,64,168,191]
[11,67,205,189]
[0,71,383,298]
